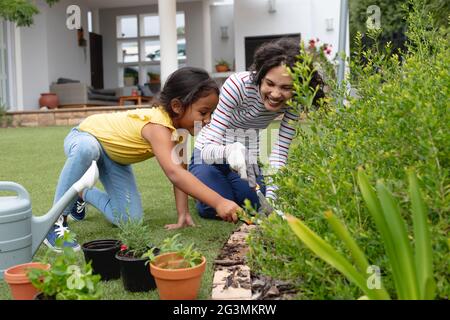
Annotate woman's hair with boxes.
[249,37,325,106]
[156,67,219,118]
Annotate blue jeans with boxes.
[188,148,265,219]
[55,127,142,224]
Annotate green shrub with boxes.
[248,0,449,299]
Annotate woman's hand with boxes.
[164,212,196,230]
[215,199,240,223]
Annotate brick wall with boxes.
[5,106,148,127]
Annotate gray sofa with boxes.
[50,82,137,107]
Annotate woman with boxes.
[187,38,324,221]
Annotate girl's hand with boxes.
[215,199,240,223]
[164,212,196,230]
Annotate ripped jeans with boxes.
[54,127,142,224]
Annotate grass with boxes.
[0,126,237,300]
[0,122,280,300]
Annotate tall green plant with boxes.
[287,168,436,300]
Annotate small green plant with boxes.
[286,168,436,300]
[117,217,152,258]
[27,233,102,300]
[215,59,230,67]
[147,72,160,82]
[143,234,203,269]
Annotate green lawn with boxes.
[0,126,239,300]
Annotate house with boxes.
[0,0,349,111]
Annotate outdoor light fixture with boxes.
[268,0,276,13]
[326,18,334,31]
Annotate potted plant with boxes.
[81,239,122,281]
[145,234,206,300]
[124,72,136,86]
[27,233,102,300]
[3,262,50,300]
[147,72,161,84]
[115,218,160,292]
[215,59,231,72]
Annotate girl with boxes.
[45,67,241,251]
[189,38,324,219]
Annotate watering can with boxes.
[0,161,99,279]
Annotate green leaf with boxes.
[324,210,370,274]
[407,169,436,299]
[286,214,384,299]
[376,180,419,299]
[357,168,407,297]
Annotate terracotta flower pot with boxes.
[4,262,50,300]
[215,65,229,72]
[150,252,206,300]
[39,93,59,109]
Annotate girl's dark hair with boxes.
[155,67,219,118]
[249,37,325,106]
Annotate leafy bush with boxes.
[287,168,435,300]
[248,0,449,299]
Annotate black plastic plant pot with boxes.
[81,239,122,281]
[115,248,160,292]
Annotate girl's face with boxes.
[175,91,218,135]
[259,65,294,112]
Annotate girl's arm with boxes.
[141,122,239,222]
[165,166,196,230]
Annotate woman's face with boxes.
[175,91,218,135]
[259,65,294,112]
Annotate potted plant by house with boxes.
[215,59,231,72]
[3,262,50,300]
[145,234,206,300]
[147,72,161,84]
[124,72,136,86]
[115,217,160,292]
[27,233,102,300]
[81,239,122,281]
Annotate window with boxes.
[116,12,186,89]
[117,15,138,38]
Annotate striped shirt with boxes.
[195,71,299,199]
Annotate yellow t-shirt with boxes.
[79,107,178,165]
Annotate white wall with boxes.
[233,0,348,71]
[210,4,234,71]
[19,0,91,110]
[100,1,204,89]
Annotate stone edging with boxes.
[211,224,256,300]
